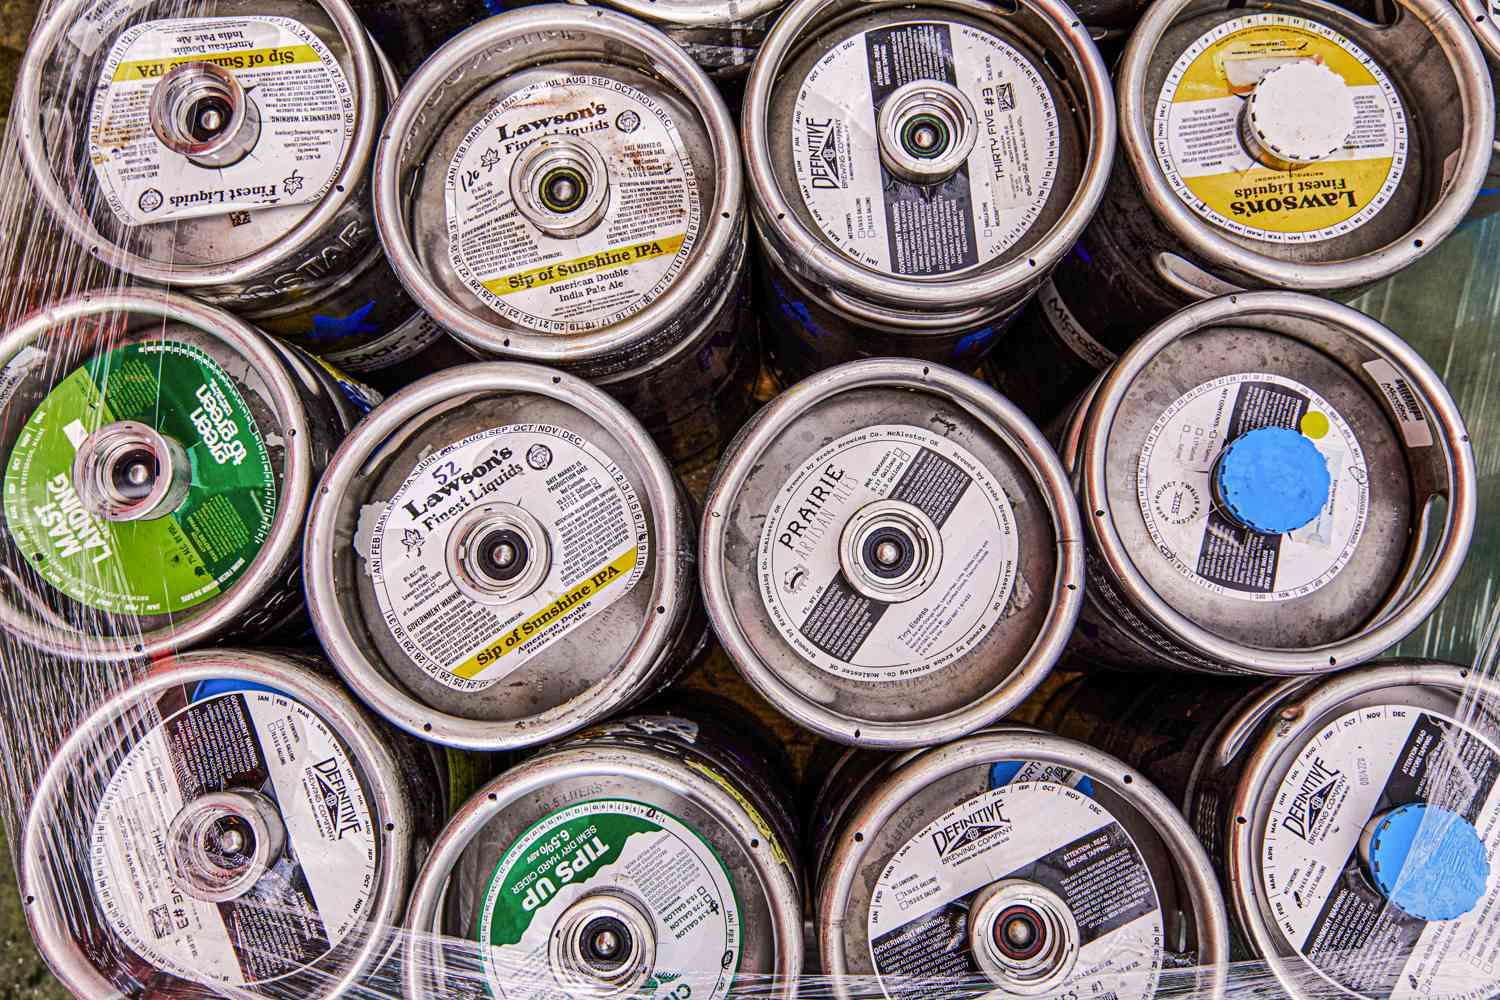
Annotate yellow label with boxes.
[480,235,687,298]
[111,45,323,82]
[1156,15,1405,242]
[451,547,639,680]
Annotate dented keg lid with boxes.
[1222,660,1500,999]
[1120,0,1492,290]
[0,289,333,661]
[304,362,697,751]
[372,6,741,368]
[20,649,417,1000]
[1071,292,1474,675]
[17,0,385,289]
[402,714,803,998]
[816,727,1229,1000]
[701,359,1084,748]
[743,0,1114,314]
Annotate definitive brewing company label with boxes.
[3,340,276,615]
[477,799,741,1000]
[90,17,355,225]
[367,424,648,692]
[867,782,1164,1000]
[446,75,700,333]
[1154,13,1406,243]
[1137,373,1369,601]
[792,20,1059,276]
[91,688,378,988]
[758,425,1020,683]
[1259,706,1500,998]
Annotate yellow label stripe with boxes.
[112,45,322,82]
[451,547,639,680]
[482,234,686,297]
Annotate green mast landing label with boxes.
[477,798,742,1000]
[3,340,276,615]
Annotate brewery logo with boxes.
[1152,480,1202,526]
[526,444,553,471]
[805,117,844,189]
[615,110,642,133]
[283,170,305,197]
[1280,757,1342,842]
[138,188,163,213]
[310,756,363,841]
[782,565,809,595]
[932,800,1011,859]
[401,527,424,558]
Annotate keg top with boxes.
[1363,803,1489,922]
[1245,62,1356,166]
[1213,426,1332,535]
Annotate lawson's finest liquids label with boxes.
[366,424,647,692]
[758,425,1020,682]
[792,20,1059,276]
[1153,13,1406,243]
[3,341,276,615]
[476,799,742,1000]
[90,17,355,225]
[91,689,378,987]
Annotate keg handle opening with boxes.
[877,80,979,186]
[165,790,287,903]
[72,420,192,522]
[510,137,613,239]
[446,502,553,606]
[1237,62,1357,172]
[969,879,1081,994]
[150,61,263,169]
[547,889,658,998]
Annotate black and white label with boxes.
[792,21,1058,276]
[1137,373,1369,601]
[90,689,378,988]
[1260,706,1500,999]
[867,782,1164,1000]
[90,17,355,226]
[445,75,700,333]
[1361,359,1434,448]
[758,425,1019,682]
[364,424,648,692]
[323,312,446,373]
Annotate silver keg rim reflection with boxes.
[700,358,1086,748]
[371,6,742,365]
[15,0,381,289]
[1224,661,1500,999]
[815,729,1231,1000]
[0,289,315,662]
[402,744,803,998]
[1116,0,1494,292]
[1073,292,1476,675]
[304,363,690,750]
[19,649,415,1000]
[741,0,1116,313]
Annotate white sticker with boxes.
[1259,705,1500,999]
[445,75,700,334]
[792,20,1060,276]
[758,424,1020,683]
[323,311,447,373]
[476,799,740,1000]
[90,689,378,988]
[0,347,50,414]
[1137,373,1369,602]
[1153,14,1407,243]
[1038,279,1116,370]
[368,424,648,692]
[67,0,150,55]
[89,17,356,226]
[867,782,1164,1000]
[1361,359,1435,448]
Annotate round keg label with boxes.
[476,798,741,1000]
[1137,373,1369,601]
[867,781,1164,1000]
[89,16,356,226]
[1258,705,1500,998]
[792,21,1059,276]
[90,686,379,988]
[445,75,701,334]
[3,340,276,615]
[1153,14,1406,242]
[321,311,446,374]
[364,424,648,692]
[757,424,1020,683]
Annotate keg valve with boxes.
[1239,62,1356,172]
[165,790,287,903]
[1358,802,1490,921]
[1210,426,1332,536]
[150,61,263,169]
[969,880,1082,994]
[72,420,192,522]
[511,137,613,238]
[547,890,658,997]
[877,80,980,185]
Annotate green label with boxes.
[3,340,276,615]
[477,798,742,1000]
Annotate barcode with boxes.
[148,904,171,939]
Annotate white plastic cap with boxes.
[1245,62,1357,164]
